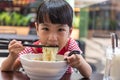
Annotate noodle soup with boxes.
[20,54,68,80]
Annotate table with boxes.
[0,69,104,80]
[0,34,39,42]
[0,34,39,57]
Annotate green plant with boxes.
[0,11,32,27]
[109,20,117,30]
[73,14,80,29]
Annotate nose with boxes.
[48,33,57,41]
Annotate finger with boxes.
[8,42,23,52]
[67,54,81,66]
[9,40,22,45]
[15,48,25,53]
[67,54,76,62]
[9,44,25,54]
[10,48,25,58]
[64,51,70,60]
[64,51,70,56]
[65,54,75,64]
[9,39,17,45]
[10,47,24,54]
[69,57,80,67]
[75,54,80,60]
[10,42,23,48]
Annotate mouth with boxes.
[45,43,58,46]
[44,44,59,48]
[44,42,59,48]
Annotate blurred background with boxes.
[0,0,120,75]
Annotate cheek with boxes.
[58,34,69,47]
[58,38,69,50]
[37,30,46,38]
[39,38,47,45]
[37,32,47,44]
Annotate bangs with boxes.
[36,0,73,27]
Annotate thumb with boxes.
[64,51,70,59]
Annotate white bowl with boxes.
[20,54,68,80]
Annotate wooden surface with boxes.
[0,26,30,35]
[0,68,103,80]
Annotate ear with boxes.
[35,22,38,30]
[35,22,39,35]
[69,27,73,35]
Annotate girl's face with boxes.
[35,22,72,49]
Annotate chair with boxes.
[0,39,9,57]
[76,40,86,58]
[76,40,96,73]
[0,28,16,57]
[0,44,9,57]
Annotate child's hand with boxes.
[8,40,24,59]
[64,51,81,68]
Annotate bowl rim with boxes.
[20,54,67,63]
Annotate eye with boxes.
[42,28,49,31]
[58,28,65,32]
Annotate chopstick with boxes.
[0,41,58,48]
[111,33,115,53]
[23,44,58,48]
[68,50,80,56]
[64,50,80,61]
[115,33,118,47]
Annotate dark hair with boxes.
[36,0,73,27]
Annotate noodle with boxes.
[42,47,58,61]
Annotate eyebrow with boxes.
[41,23,65,27]
[56,24,63,27]
[42,23,49,26]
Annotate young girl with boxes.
[1,0,92,78]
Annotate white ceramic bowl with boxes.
[20,54,68,80]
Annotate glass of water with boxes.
[103,47,120,80]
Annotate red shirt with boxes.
[32,38,82,54]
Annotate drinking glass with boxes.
[103,47,120,80]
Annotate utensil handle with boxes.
[64,50,80,61]
[68,50,80,56]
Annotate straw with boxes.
[111,33,118,53]
[115,33,118,47]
